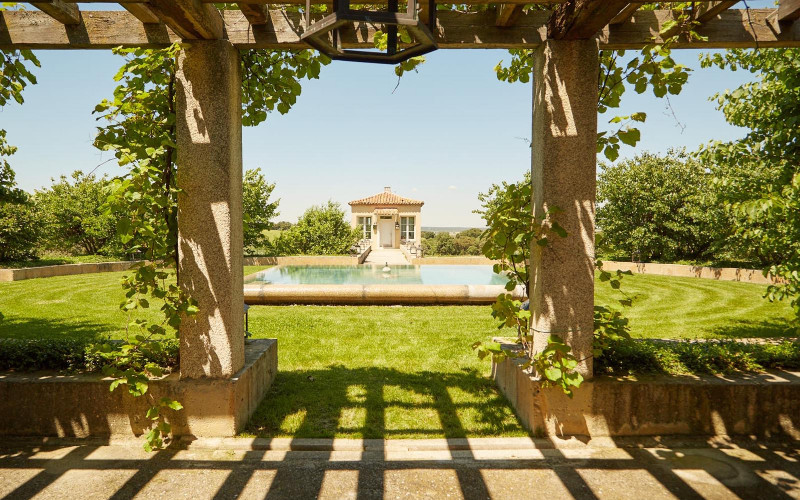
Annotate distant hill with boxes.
[422,227,486,234]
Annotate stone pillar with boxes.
[176,40,245,379]
[530,39,598,378]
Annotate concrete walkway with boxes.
[1,437,798,499]
[363,248,409,266]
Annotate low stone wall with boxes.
[357,247,371,264]
[492,343,800,439]
[0,261,143,282]
[244,283,525,305]
[0,339,277,438]
[601,261,780,285]
[244,255,360,266]
[410,256,498,265]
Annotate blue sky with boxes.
[0,3,768,226]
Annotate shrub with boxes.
[0,196,39,262]
[35,171,120,256]
[595,338,800,376]
[0,338,179,372]
[422,229,483,256]
[0,137,40,262]
[243,168,279,254]
[276,201,360,255]
[597,149,731,262]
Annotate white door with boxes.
[379,219,394,247]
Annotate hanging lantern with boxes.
[300,0,437,64]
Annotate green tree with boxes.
[596,149,729,262]
[278,201,360,255]
[0,149,38,262]
[699,48,800,328]
[243,168,280,254]
[35,171,120,256]
[0,21,41,264]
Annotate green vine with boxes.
[93,41,330,450]
[495,2,707,161]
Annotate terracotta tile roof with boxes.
[349,191,424,206]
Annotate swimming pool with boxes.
[245,265,508,286]
[243,265,523,305]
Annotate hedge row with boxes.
[596,338,800,376]
[0,338,179,372]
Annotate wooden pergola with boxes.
[2,1,800,50]
[2,0,800,433]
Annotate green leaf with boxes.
[544,367,562,381]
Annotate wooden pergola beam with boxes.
[660,0,737,40]
[2,8,799,51]
[146,0,224,39]
[27,0,724,6]
[123,4,161,24]
[496,4,523,28]
[778,0,800,23]
[31,1,80,24]
[610,4,639,25]
[236,2,269,25]
[695,1,738,24]
[548,0,632,39]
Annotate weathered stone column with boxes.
[530,39,598,378]
[176,40,245,379]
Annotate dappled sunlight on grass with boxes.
[246,367,527,439]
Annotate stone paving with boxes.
[1,437,798,499]
[363,248,410,266]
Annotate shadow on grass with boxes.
[709,318,797,339]
[0,317,114,341]
[247,365,528,439]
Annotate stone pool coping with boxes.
[244,282,525,305]
[243,266,524,305]
[243,266,525,305]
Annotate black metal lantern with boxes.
[395,221,400,229]
[300,0,437,64]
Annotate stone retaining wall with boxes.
[0,339,277,438]
[601,261,780,285]
[0,261,143,282]
[492,341,800,439]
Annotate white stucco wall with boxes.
[350,203,422,249]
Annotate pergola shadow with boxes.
[246,365,527,440]
[1,438,799,499]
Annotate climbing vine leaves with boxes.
[92,43,331,449]
[495,2,711,161]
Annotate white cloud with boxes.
[448,185,458,191]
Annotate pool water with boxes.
[246,265,508,286]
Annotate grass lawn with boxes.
[0,269,794,438]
